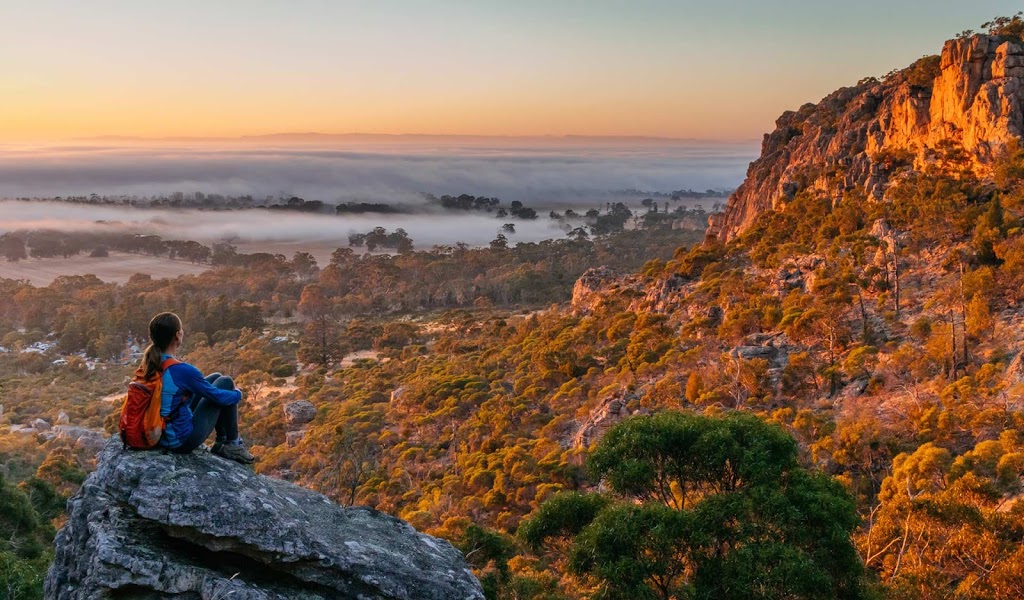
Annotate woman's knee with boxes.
[214,376,235,390]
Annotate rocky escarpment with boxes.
[711,33,1024,241]
[45,438,484,600]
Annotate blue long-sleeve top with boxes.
[158,353,241,448]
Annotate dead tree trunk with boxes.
[892,242,901,318]
[959,260,968,367]
[949,308,957,380]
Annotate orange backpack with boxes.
[119,357,182,450]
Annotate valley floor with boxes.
[0,251,210,286]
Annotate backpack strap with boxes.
[160,357,182,371]
[156,354,192,415]
[157,357,189,421]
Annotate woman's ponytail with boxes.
[139,312,182,379]
[141,343,164,380]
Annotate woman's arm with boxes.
[180,364,242,406]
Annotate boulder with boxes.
[770,256,824,294]
[729,332,795,376]
[836,378,870,403]
[730,346,778,361]
[283,400,317,428]
[31,418,51,431]
[286,429,309,447]
[53,425,106,452]
[45,438,484,600]
[56,410,70,425]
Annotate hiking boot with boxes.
[213,440,255,464]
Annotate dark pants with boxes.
[171,373,240,453]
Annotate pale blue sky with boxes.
[0,0,1020,139]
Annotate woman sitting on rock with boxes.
[141,312,254,464]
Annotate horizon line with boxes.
[66,131,762,145]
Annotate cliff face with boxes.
[45,438,484,600]
[711,34,1024,241]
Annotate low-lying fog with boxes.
[0,138,756,203]
[0,200,572,248]
[0,138,755,249]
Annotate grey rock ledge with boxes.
[45,438,484,600]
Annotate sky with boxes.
[1,0,1021,141]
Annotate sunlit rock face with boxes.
[714,34,1024,242]
[44,438,484,600]
[571,267,620,313]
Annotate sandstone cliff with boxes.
[711,33,1024,241]
[45,438,484,600]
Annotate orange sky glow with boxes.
[2,1,1021,142]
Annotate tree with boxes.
[297,284,346,367]
[984,12,1024,40]
[211,242,237,266]
[0,472,51,600]
[1,235,27,263]
[490,234,508,250]
[568,227,589,241]
[457,525,517,599]
[365,227,388,251]
[330,247,356,266]
[685,371,702,402]
[807,264,856,396]
[298,319,347,367]
[236,370,276,406]
[387,229,414,253]
[862,433,1024,599]
[291,252,319,281]
[973,198,1005,265]
[521,412,870,600]
[323,425,381,506]
[966,293,995,344]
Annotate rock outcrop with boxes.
[570,393,649,449]
[570,268,700,316]
[45,438,484,600]
[283,400,317,427]
[53,425,106,452]
[571,267,620,313]
[283,400,316,447]
[712,34,1024,242]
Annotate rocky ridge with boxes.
[710,33,1024,241]
[45,438,484,600]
